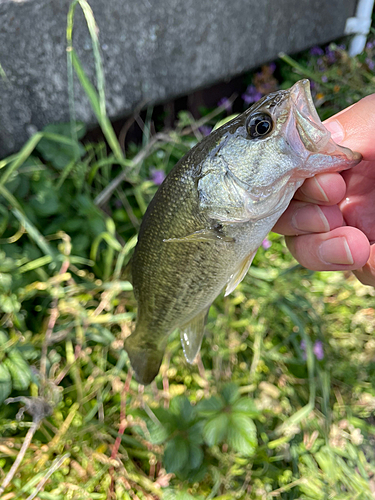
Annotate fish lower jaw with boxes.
[299,149,362,178]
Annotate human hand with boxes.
[273,94,375,286]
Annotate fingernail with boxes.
[292,205,330,232]
[319,237,354,265]
[325,120,345,144]
[300,176,329,203]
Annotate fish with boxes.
[124,79,362,385]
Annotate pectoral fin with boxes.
[164,228,234,243]
[224,251,256,296]
[180,307,210,363]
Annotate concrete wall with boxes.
[0,0,357,158]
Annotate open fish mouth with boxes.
[290,79,362,169]
[290,79,330,152]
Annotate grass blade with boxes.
[12,208,55,259]
[0,133,43,187]
[66,0,124,162]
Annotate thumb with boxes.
[353,244,375,287]
[324,94,375,161]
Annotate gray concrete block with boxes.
[0,0,357,158]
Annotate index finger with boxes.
[293,172,346,204]
[293,94,375,205]
[324,94,375,162]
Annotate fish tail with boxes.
[124,329,164,385]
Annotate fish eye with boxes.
[246,113,273,139]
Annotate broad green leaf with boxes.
[170,396,195,425]
[221,383,240,405]
[188,443,204,470]
[29,188,60,216]
[164,435,189,473]
[0,363,12,404]
[203,413,229,446]
[152,407,178,430]
[36,124,85,170]
[227,414,257,456]
[197,396,224,417]
[186,461,209,484]
[5,350,32,390]
[187,420,204,445]
[232,397,260,417]
[162,490,177,500]
[147,420,170,445]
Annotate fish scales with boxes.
[133,162,236,328]
[125,80,362,384]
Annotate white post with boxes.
[345,0,375,56]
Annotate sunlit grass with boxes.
[1,2,375,499]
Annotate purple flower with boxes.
[300,339,324,360]
[317,58,325,71]
[268,62,276,73]
[366,41,374,50]
[321,75,328,83]
[260,81,274,92]
[262,238,271,250]
[199,125,212,137]
[325,48,336,64]
[242,85,263,105]
[310,46,324,56]
[150,168,166,185]
[366,57,375,71]
[217,97,232,113]
[337,44,346,50]
[313,340,324,360]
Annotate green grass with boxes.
[1,2,375,499]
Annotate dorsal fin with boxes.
[224,251,256,296]
[180,307,210,363]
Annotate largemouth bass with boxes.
[125,79,361,385]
